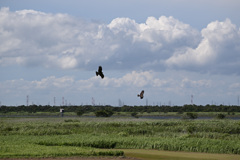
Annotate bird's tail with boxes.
[96,71,99,76]
[137,94,140,97]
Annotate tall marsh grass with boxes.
[1,117,240,158]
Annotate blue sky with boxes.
[0,0,240,106]
[3,0,240,29]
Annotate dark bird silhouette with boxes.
[137,90,144,99]
[96,66,104,79]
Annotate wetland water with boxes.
[140,116,240,120]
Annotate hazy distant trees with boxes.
[0,104,240,114]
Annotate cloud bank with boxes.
[1,8,239,74]
[166,19,240,74]
[1,70,239,106]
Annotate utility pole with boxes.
[238,95,239,106]
[118,99,122,107]
[92,97,95,106]
[26,95,29,106]
[53,97,56,106]
[62,97,64,106]
[191,95,193,105]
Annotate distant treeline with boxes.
[0,104,240,113]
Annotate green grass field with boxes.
[1,117,240,159]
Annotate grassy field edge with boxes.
[122,149,240,160]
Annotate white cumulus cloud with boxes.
[166,19,240,74]
[0,8,239,75]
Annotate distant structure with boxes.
[26,95,29,106]
[60,108,64,117]
[168,100,171,106]
[62,97,64,106]
[118,99,123,107]
[238,95,239,106]
[54,97,56,106]
[191,95,193,105]
[92,97,95,106]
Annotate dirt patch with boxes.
[0,157,140,160]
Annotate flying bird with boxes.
[96,66,104,79]
[137,90,144,99]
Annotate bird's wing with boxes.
[100,73,104,79]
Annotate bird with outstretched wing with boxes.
[137,90,144,99]
[96,66,104,79]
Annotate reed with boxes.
[1,117,240,158]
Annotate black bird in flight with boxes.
[137,90,144,99]
[96,66,104,79]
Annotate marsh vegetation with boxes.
[1,117,240,159]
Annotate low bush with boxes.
[76,109,85,116]
[216,113,226,119]
[131,112,139,118]
[95,110,113,117]
[185,112,198,119]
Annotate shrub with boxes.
[95,110,113,117]
[185,112,198,119]
[64,119,80,122]
[76,109,85,116]
[177,110,184,114]
[131,112,139,118]
[187,125,197,134]
[216,113,226,119]
[95,151,124,156]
